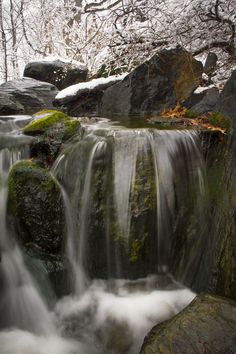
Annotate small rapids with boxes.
[0,276,195,354]
[0,117,207,354]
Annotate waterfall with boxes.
[0,146,55,334]
[0,117,205,354]
[54,123,206,292]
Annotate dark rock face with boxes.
[7,159,68,297]
[8,160,65,255]
[24,59,88,90]
[184,87,220,114]
[217,69,236,122]
[0,78,58,115]
[140,294,236,354]
[100,47,203,116]
[171,70,236,300]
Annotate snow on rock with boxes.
[32,56,87,70]
[55,74,127,104]
[194,85,215,94]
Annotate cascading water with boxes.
[0,117,207,354]
[0,143,55,334]
[0,125,82,354]
[54,122,206,284]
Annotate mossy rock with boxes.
[8,159,65,255]
[23,109,80,137]
[140,294,236,354]
[22,110,81,166]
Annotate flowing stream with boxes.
[0,117,207,354]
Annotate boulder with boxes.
[8,159,65,255]
[184,87,220,114]
[24,58,88,90]
[100,46,203,116]
[0,92,24,115]
[7,159,69,297]
[54,74,126,116]
[140,294,236,354]
[23,109,81,166]
[0,78,58,115]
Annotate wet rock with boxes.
[24,59,88,90]
[140,294,236,354]
[23,109,81,166]
[171,70,236,300]
[7,159,65,255]
[0,78,58,115]
[100,46,203,116]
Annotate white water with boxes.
[0,119,207,354]
[0,276,195,354]
[0,147,55,334]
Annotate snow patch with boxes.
[29,56,87,70]
[194,85,215,94]
[56,74,127,101]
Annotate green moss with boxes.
[8,160,40,214]
[208,112,231,130]
[185,109,198,119]
[63,119,81,141]
[130,236,146,263]
[23,110,70,135]
[8,159,61,216]
[8,159,65,254]
[22,110,81,165]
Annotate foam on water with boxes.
[55,277,195,354]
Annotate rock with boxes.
[100,46,203,116]
[184,87,220,114]
[23,109,81,166]
[171,71,236,300]
[0,92,24,115]
[217,69,236,126]
[24,58,88,90]
[7,159,65,255]
[54,75,126,116]
[204,52,218,75]
[0,78,58,115]
[140,294,236,354]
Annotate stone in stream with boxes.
[6,110,81,295]
[7,159,68,296]
[140,294,236,354]
[23,109,81,166]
